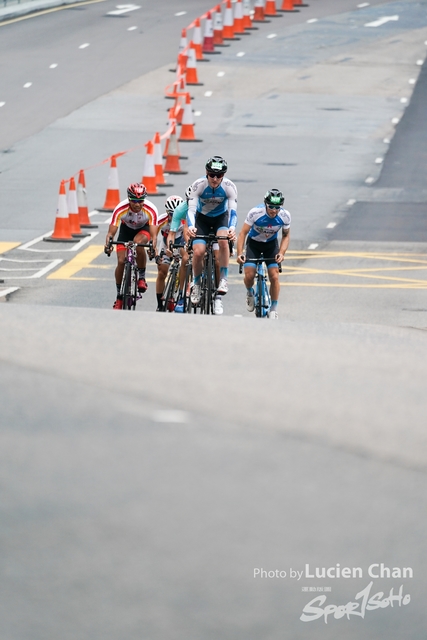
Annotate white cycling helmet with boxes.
[165,195,184,213]
[185,185,193,200]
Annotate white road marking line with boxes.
[308,243,318,250]
[49,63,58,69]
[23,82,32,88]
[0,102,5,107]
[375,157,383,164]
[194,110,202,116]
[79,43,90,49]
[175,11,187,16]
[18,231,98,252]
[416,59,424,65]
[357,2,370,7]
[267,33,277,38]
[408,78,416,85]
[326,222,336,229]
[127,26,137,30]
[347,199,356,206]
[0,258,63,279]
[365,176,375,183]
[107,4,140,15]
[234,314,243,317]
[204,91,213,97]
[391,117,400,124]
[151,410,189,423]
[236,51,245,57]
[307,18,318,23]
[383,138,390,143]
[400,97,408,103]
[0,287,19,298]
[365,15,398,27]
[217,71,225,77]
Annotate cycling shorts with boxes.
[245,237,279,268]
[116,222,150,251]
[194,211,229,244]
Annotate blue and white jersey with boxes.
[187,177,238,228]
[245,204,291,243]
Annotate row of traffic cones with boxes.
[45,173,96,242]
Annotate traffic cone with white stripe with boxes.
[253,0,270,22]
[44,180,78,242]
[293,0,309,7]
[179,93,203,142]
[234,0,246,34]
[98,155,120,212]
[154,132,173,187]
[68,177,89,237]
[179,27,187,54]
[278,0,299,11]
[243,0,257,29]
[77,169,97,228]
[203,11,221,54]
[142,141,166,196]
[186,42,203,85]
[213,5,229,47]
[163,124,188,174]
[193,18,209,61]
[223,0,236,39]
[265,0,282,16]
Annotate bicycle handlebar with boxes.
[238,259,283,274]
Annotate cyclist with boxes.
[187,156,238,311]
[236,189,290,320]
[104,182,165,309]
[156,194,187,312]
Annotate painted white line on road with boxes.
[365,15,398,27]
[127,26,137,30]
[409,78,416,85]
[217,71,225,77]
[107,4,140,15]
[175,11,186,16]
[0,287,20,298]
[18,231,98,253]
[151,410,189,423]
[375,157,383,164]
[357,3,370,7]
[236,52,245,57]
[194,110,202,116]
[79,43,90,49]
[23,82,32,88]
[0,258,62,279]
[307,18,318,23]
[204,91,213,97]
[234,314,243,317]
[0,102,5,107]
[400,97,408,103]
[326,222,336,229]
[347,199,356,206]
[383,138,390,143]
[365,176,375,184]
[49,63,58,69]
[267,33,277,38]
[392,117,400,124]
[308,243,319,250]
[30,259,63,278]
[416,59,424,65]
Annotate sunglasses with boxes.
[267,204,281,210]
[128,197,145,203]
[207,172,224,179]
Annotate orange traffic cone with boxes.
[77,169,97,228]
[68,177,89,237]
[98,155,121,211]
[179,93,203,142]
[142,141,166,196]
[203,11,221,54]
[223,0,236,39]
[193,18,209,61]
[234,0,246,34]
[243,0,257,29]
[253,0,270,22]
[163,125,188,174]
[278,0,299,11]
[154,132,173,187]
[293,0,308,6]
[186,42,203,85]
[265,0,282,16]
[179,27,187,54]
[213,5,230,47]
[44,180,79,242]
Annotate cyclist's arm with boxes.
[277,228,290,263]
[237,222,251,262]
[226,182,238,233]
[105,223,118,253]
[149,224,158,253]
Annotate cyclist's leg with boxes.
[114,223,134,300]
[214,213,230,294]
[134,225,151,292]
[265,239,280,315]
[191,214,209,304]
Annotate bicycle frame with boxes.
[239,257,282,319]
[189,234,226,314]
[160,245,182,312]
[110,240,152,310]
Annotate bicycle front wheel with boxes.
[121,263,132,310]
[204,250,215,315]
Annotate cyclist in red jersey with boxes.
[104,183,165,309]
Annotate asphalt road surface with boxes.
[1,1,427,638]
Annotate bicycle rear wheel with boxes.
[163,264,178,312]
[204,250,215,314]
[183,261,193,313]
[255,270,263,318]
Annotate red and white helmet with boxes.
[127,183,147,201]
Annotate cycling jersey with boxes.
[187,177,237,228]
[158,201,187,239]
[245,204,291,243]
[111,198,161,229]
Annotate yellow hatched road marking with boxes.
[0,242,20,253]
[48,245,105,279]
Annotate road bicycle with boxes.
[239,258,282,318]
[188,234,228,314]
[108,239,154,310]
[159,243,183,312]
